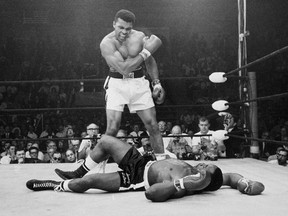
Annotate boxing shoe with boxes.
[237,178,265,195]
[55,168,83,180]
[151,79,165,105]
[26,179,61,191]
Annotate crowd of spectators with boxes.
[0,107,287,165]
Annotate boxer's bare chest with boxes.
[115,37,142,59]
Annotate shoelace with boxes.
[54,185,64,192]
[54,182,64,192]
[33,182,56,189]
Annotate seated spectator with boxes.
[55,124,66,138]
[191,116,220,160]
[25,142,44,161]
[1,125,15,139]
[268,147,287,167]
[51,152,63,163]
[43,140,58,163]
[259,131,276,159]
[58,140,68,158]
[65,149,76,163]
[158,121,171,149]
[268,143,288,161]
[165,121,173,135]
[27,125,38,139]
[0,142,11,158]
[139,131,176,160]
[166,125,193,160]
[129,123,144,148]
[24,141,33,158]
[158,121,167,136]
[70,139,80,161]
[0,144,17,164]
[11,148,26,164]
[78,123,100,160]
[25,146,43,163]
[66,127,76,150]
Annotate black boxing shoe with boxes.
[26,179,61,191]
[55,168,83,180]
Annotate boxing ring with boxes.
[1,0,288,215]
[1,158,287,216]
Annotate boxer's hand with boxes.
[152,79,165,104]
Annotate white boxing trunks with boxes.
[143,160,157,190]
[104,76,155,113]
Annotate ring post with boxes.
[248,72,259,158]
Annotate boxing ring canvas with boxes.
[1,158,287,216]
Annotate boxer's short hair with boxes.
[204,167,223,191]
[114,9,136,23]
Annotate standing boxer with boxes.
[54,9,166,179]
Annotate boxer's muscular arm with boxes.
[145,170,210,202]
[145,55,159,81]
[100,35,162,76]
[100,40,143,76]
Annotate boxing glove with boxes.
[152,79,165,104]
[237,178,265,195]
[174,170,210,191]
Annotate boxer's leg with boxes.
[55,135,132,180]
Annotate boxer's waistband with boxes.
[109,67,144,79]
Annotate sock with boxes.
[73,155,98,177]
[54,180,72,192]
[63,180,72,192]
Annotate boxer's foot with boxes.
[26,179,61,191]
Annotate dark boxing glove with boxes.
[151,79,165,104]
[173,169,210,191]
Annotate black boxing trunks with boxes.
[117,147,154,191]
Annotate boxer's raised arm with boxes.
[100,35,162,76]
[100,41,144,76]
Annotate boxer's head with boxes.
[114,9,136,24]
[113,9,135,42]
[113,10,135,43]
[195,163,223,191]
